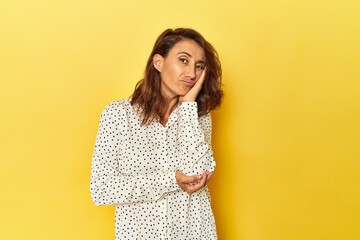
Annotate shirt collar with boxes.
[159,100,181,129]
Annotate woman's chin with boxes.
[179,85,191,93]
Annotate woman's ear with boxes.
[153,54,163,72]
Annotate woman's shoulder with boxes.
[102,97,133,114]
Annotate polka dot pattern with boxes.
[90,97,217,239]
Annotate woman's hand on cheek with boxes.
[179,67,207,103]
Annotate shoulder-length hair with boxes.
[129,27,224,126]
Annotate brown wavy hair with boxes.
[129,27,224,126]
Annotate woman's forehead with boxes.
[170,40,205,60]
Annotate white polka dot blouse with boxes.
[90,97,217,239]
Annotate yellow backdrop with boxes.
[1,0,359,239]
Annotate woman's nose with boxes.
[186,65,196,80]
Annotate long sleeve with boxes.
[90,104,181,206]
[176,101,216,176]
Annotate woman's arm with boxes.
[177,101,216,176]
[90,104,181,206]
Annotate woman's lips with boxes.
[180,80,195,86]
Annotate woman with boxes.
[90,27,224,239]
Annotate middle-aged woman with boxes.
[90,27,224,239]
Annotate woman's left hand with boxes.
[204,171,214,185]
[179,67,207,103]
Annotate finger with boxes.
[205,173,210,184]
[186,171,207,193]
[198,171,208,187]
[187,67,206,92]
[180,67,207,102]
[206,172,213,184]
[181,173,203,184]
[193,67,207,88]
[200,66,207,83]
[186,172,205,190]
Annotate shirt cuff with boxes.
[161,169,182,194]
[179,101,198,118]
[178,102,203,137]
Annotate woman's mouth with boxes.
[180,80,195,87]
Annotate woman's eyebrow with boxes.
[177,51,205,64]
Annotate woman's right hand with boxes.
[175,170,214,194]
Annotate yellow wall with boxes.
[1,0,359,239]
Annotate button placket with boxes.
[160,128,168,169]
[158,199,168,239]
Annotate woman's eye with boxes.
[180,58,204,70]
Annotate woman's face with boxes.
[153,39,206,100]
